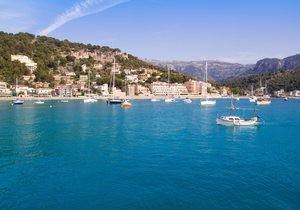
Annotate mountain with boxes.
[0,31,190,87]
[151,60,254,81]
[244,54,300,75]
[220,68,300,94]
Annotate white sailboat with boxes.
[200,62,216,106]
[12,78,24,105]
[256,80,271,105]
[216,97,259,126]
[165,67,175,103]
[249,85,257,102]
[108,58,122,104]
[84,65,97,103]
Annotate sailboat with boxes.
[256,80,271,105]
[216,97,259,126]
[12,78,24,105]
[108,58,122,104]
[200,62,216,106]
[164,67,175,103]
[84,66,97,103]
[249,84,257,102]
[121,80,132,108]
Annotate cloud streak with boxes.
[39,0,129,36]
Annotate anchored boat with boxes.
[200,62,216,106]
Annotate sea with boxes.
[0,99,299,209]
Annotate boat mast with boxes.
[112,58,116,99]
[205,61,208,100]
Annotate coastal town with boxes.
[1,53,299,100]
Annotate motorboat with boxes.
[61,100,69,103]
[284,97,288,101]
[35,100,45,104]
[151,98,160,102]
[121,99,132,108]
[249,96,257,103]
[107,98,122,104]
[200,99,216,106]
[216,116,259,126]
[183,98,192,103]
[12,99,24,105]
[83,98,98,103]
[256,97,271,105]
[165,98,175,103]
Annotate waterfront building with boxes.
[184,79,200,94]
[127,84,136,96]
[99,84,109,96]
[274,89,285,97]
[289,90,300,97]
[0,82,11,96]
[11,55,37,74]
[36,88,53,97]
[55,85,73,97]
[150,82,188,96]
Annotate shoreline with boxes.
[1,95,298,102]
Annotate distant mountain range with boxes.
[151,54,300,81]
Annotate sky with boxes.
[0,0,299,64]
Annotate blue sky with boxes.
[0,0,299,64]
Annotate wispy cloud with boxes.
[39,0,130,36]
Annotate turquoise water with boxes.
[0,99,299,209]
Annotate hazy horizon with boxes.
[1,0,299,64]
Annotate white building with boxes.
[290,90,300,97]
[125,75,139,83]
[150,82,188,96]
[11,55,37,73]
[99,84,109,96]
[36,88,53,96]
[0,82,11,96]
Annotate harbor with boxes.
[0,98,299,209]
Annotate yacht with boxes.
[12,79,24,105]
[108,58,122,104]
[83,65,98,103]
[249,85,257,102]
[164,67,175,103]
[200,62,216,106]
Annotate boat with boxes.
[284,97,288,101]
[216,97,260,126]
[164,67,176,103]
[216,116,259,126]
[83,98,97,103]
[35,100,45,104]
[12,99,24,105]
[83,65,98,103]
[121,99,132,108]
[151,98,160,102]
[108,58,123,104]
[249,85,257,102]
[256,98,271,105]
[256,80,271,105]
[61,100,69,103]
[12,79,24,105]
[165,98,175,103]
[200,62,216,106]
[183,98,192,103]
[235,97,240,101]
